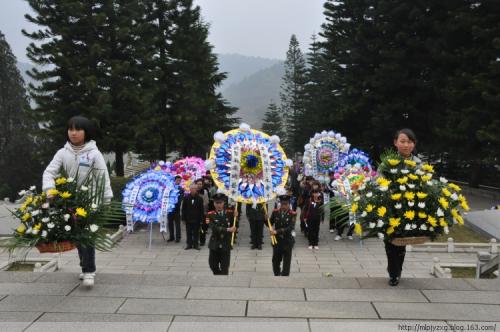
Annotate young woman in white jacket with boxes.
[42,116,113,287]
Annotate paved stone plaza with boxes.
[0,194,498,329]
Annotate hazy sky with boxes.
[0,0,325,63]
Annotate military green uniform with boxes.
[206,209,234,275]
[268,208,296,276]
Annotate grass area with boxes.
[434,225,489,243]
[6,262,41,271]
[450,266,497,279]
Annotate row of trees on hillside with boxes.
[263,0,500,186]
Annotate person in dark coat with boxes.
[246,203,265,250]
[181,184,204,250]
[302,190,324,249]
[206,193,237,275]
[267,195,296,276]
[167,175,184,243]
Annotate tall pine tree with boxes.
[0,31,42,198]
[261,101,285,139]
[280,34,307,154]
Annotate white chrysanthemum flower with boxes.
[354,196,361,202]
[81,186,89,191]
[439,177,448,183]
[437,208,444,217]
[26,227,32,234]
[64,214,71,222]
[395,203,402,209]
[377,219,384,227]
[239,123,251,131]
[41,203,49,209]
[67,177,74,183]
[426,181,434,186]
[408,201,415,207]
[65,225,71,231]
[41,230,47,237]
[361,211,367,217]
[450,193,458,201]
[29,186,36,191]
[411,224,417,229]
[416,169,424,176]
[444,226,449,234]
[390,169,398,174]
[408,184,415,189]
[379,186,388,192]
[41,217,50,223]
[420,224,428,231]
[369,222,375,228]
[32,229,39,235]
[418,202,426,209]
[359,184,366,191]
[377,233,384,239]
[399,185,406,191]
[405,224,411,230]
[90,224,99,232]
[401,169,409,174]
[47,222,55,229]
[366,192,373,198]
[31,210,40,217]
[18,190,26,196]
[91,203,98,210]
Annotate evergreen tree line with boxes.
[263,0,500,187]
[23,0,237,177]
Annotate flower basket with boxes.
[36,241,76,253]
[391,236,430,246]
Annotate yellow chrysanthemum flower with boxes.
[396,177,408,185]
[75,207,88,218]
[59,191,72,199]
[365,204,374,213]
[16,224,26,234]
[421,164,434,173]
[438,197,449,210]
[391,193,402,201]
[416,192,428,199]
[404,192,415,201]
[427,216,437,227]
[354,223,362,236]
[19,204,27,212]
[442,188,452,197]
[33,223,42,230]
[439,218,447,227]
[460,200,470,211]
[421,175,432,182]
[386,227,395,235]
[47,188,59,197]
[404,210,415,220]
[408,174,419,181]
[389,218,400,227]
[404,160,417,167]
[25,196,33,205]
[377,206,387,217]
[55,177,67,185]
[376,177,391,187]
[455,215,464,225]
[387,159,400,166]
[22,213,31,222]
[448,183,461,192]
[418,212,427,219]
[458,194,466,202]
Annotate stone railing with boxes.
[408,238,497,254]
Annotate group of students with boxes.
[42,115,418,286]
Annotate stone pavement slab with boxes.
[169,316,309,332]
[0,295,124,313]
[309,319,450,332]
[250,276,360,289]
[306,288,428,302]
[0,282,76,296]
[187,286,305,301]
[70,284,189,299]
[422,290,500,304]
[0,311,42,332]
[357,277,476,290]
[466,210,500,240]
[118,298,246,316]
[374,302,500,321]
[247,300,378,319]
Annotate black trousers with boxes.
[272,246,292,276]
[209,249,231,275]
[167,212,181,240]
[385,241,406,279]
[77,246,96,273]
[337,223,354,236]
[249,218,264,245]
[185,222,200,247]
[307,218,320,246]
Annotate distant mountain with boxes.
[216,53,282,91]
[222,62,284,128]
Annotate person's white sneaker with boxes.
[348,236,354,240]
[329,229,334,233]
[79,273,84,280]
[334,235,342,241]
[314,246,319,250]
[308,245,313,250]
[82,273,95,287]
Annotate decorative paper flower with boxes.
[207,123,290,204]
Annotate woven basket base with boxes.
[391,236,430,246]
[36,241,76,253]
